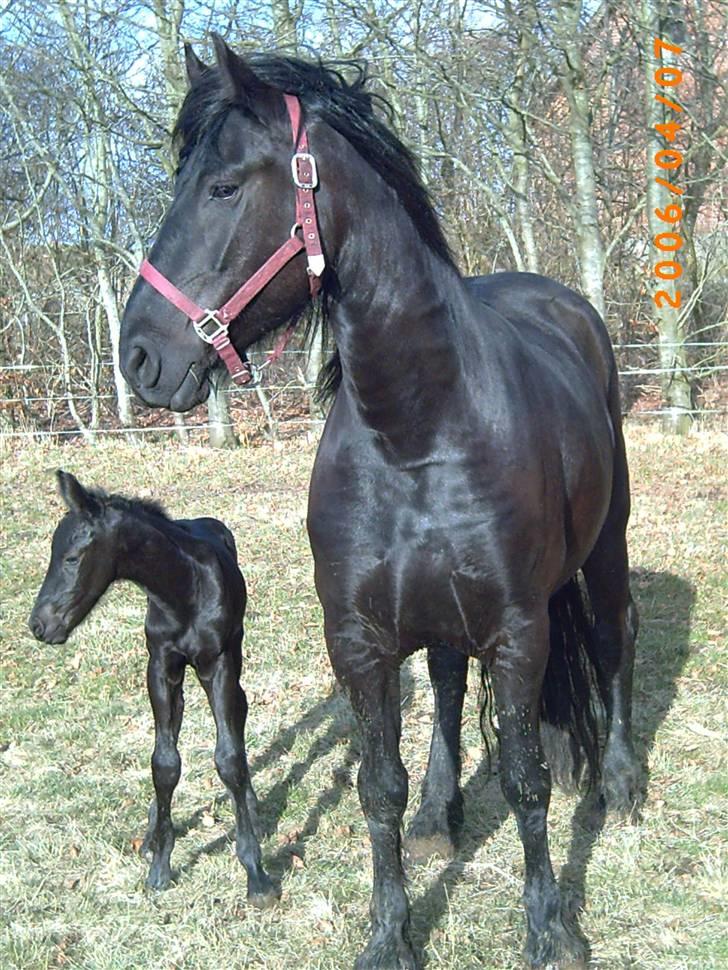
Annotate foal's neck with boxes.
[115,512,196,612]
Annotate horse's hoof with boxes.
[601,769,642,819]
[354,936,419,970]
[534,960,586,970]
[404,832,456,865]
[525,914,588,969]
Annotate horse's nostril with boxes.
[126,342,161,390]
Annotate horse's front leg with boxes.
[406,643,467,862]
[144,648,185,890]
[492,611,586,969]
[198,647,278,908]
[330,632,417,970]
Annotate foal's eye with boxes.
[210,183,238,200]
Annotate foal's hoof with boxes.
[247,886,280,910]
[404,832,456,865]
[138,834,154,862]
[145,869,173,891]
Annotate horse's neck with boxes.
[116,514,195,612]
[323,135,473,446]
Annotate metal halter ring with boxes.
[193,310,229,345]
[291,152,318,190]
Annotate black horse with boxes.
[29,470,276,907]
[119,39,640,969]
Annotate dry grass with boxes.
[0,426,725,970]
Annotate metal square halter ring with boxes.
[193,309,230,346]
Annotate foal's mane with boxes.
[85,485,170,523]
[173,51,456,401]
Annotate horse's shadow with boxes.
[177,667,414,881]
[410,568,695,963]
[177,568,694,960]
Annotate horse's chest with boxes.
[309,466,511,650]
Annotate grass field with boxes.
[0,427,725,970]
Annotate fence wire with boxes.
[2,343,726,441]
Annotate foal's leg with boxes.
[199,649,277,907]
[582,474,641,813]
[332,641,416,970]
[492,613,586,969]
[145,650,185,890]
[406,644,467,862]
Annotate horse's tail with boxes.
[478,576,606,790]
[540,576,607,791]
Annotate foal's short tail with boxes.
[540,576,607,791]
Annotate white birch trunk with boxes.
[554,1,607,319]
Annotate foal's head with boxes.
[29,472,118,644]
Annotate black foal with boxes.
[29,470,276,906]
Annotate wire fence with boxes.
[1,342,726,443]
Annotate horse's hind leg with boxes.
[582,444,641,813]
[144,649,185,890]
[406,643,467,862]
[493,610,587,969]
[199,649,277,908]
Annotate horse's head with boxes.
[29,472,117,644]
[120,37,320,410]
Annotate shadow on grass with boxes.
[177,664,418,882]
[177,569,694,961]
[410,569,695,965]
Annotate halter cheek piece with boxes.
[137,94,324,386]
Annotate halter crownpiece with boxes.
[137,93,324,386]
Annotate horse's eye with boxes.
[210,183,238,200]
[64,555,79,566]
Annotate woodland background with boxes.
[1,0,726,445]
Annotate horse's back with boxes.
[467,272,616,402]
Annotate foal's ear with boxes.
[56,470,101,517]
[184,43,209,87]
[211,33,274,110]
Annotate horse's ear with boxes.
[211,33,271,107]
[184,43,209,87]
[56,470,101,517]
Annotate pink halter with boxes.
[137,94,324,385]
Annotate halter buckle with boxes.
[193,309,228,345]
[291,152,318,189]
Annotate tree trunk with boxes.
[554,1,607,319]
[207,377,239,448]
[643,0,692,432]
[504,0,539,273]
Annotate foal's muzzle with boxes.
[29,606,68,645]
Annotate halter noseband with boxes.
[137,94,324,386]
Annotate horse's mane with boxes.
[173,51,455,402]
